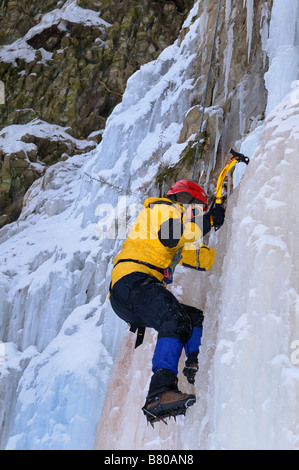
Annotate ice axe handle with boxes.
[230,148,250,165]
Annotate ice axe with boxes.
[211,148,250,230]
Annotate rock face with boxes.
[155,0,273,196]
[0,0,193,226]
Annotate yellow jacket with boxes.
[110,197,214,288]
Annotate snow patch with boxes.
[0,0,111,66]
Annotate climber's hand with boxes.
[183,350,199,385]
[210,203,225,230]
[183,364,199,385]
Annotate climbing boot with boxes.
[142,369,196,425]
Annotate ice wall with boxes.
[183,0,299,449]
[265,0,299,114]
[183,91,299,450]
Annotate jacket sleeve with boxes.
[202,213,212,236]
[179,245,215,271]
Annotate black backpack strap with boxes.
[134,327,146,348]
[110,285,146,349]
[128,323,145,348]
[114,258,164,275]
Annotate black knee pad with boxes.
[181,304,204,329]
[159,303,192,344]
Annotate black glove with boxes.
[183,350,199,385]
[210,203,225,230]
[183,364,198,384]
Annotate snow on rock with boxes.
[0,118,95,158]
[0,0,111,66]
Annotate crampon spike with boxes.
[143,408,168,427]
[142,399,192,426]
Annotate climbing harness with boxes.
[164,247,183,285]
[192,0,223,182]
[113,253,182,287]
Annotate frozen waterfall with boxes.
[0,0,299,451]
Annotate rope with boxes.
[191,0,222,182]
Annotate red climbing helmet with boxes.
[167,180,209,212]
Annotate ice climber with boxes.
[109,180,225,423]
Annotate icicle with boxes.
[225,0,232,25]
[243,0,254,62]
[223,0,236,99]
[224,24,234,99]
[260,2,270,69]
[264,0,299,115]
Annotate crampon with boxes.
[142,393,196,427]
